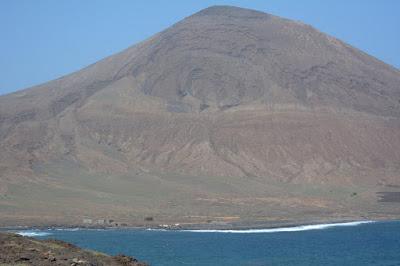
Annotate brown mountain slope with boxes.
[0,6,399,227]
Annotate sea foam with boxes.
[54,228,81,231]
[182,221,375,234]
[16,231,52,237]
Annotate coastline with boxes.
[2,217,398,234]
[3,218,398,265]
[0,232,148,265]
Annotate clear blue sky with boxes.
[0,0,399,95]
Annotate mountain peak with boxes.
[193,5,270,19]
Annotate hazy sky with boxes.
[0,0,399,95]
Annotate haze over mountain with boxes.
[0,6,399,227]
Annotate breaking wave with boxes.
[54,228,81,231]
[16,231,52,237]
[182,221,375,234]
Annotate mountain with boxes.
[0,6,399,227]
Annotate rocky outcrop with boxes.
[0,232,148,266]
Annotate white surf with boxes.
[16,231,52,237]
[182,221,375,234]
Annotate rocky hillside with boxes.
[0,232,147,265]
[0,6,399,226]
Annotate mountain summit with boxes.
[0,6,399,226]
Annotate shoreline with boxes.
[0,232,148,265]
[2,218,398,233]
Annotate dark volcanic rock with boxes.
[0,232,148,266]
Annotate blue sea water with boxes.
[16,221,400,266]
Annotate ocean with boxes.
[15,221,400,266]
